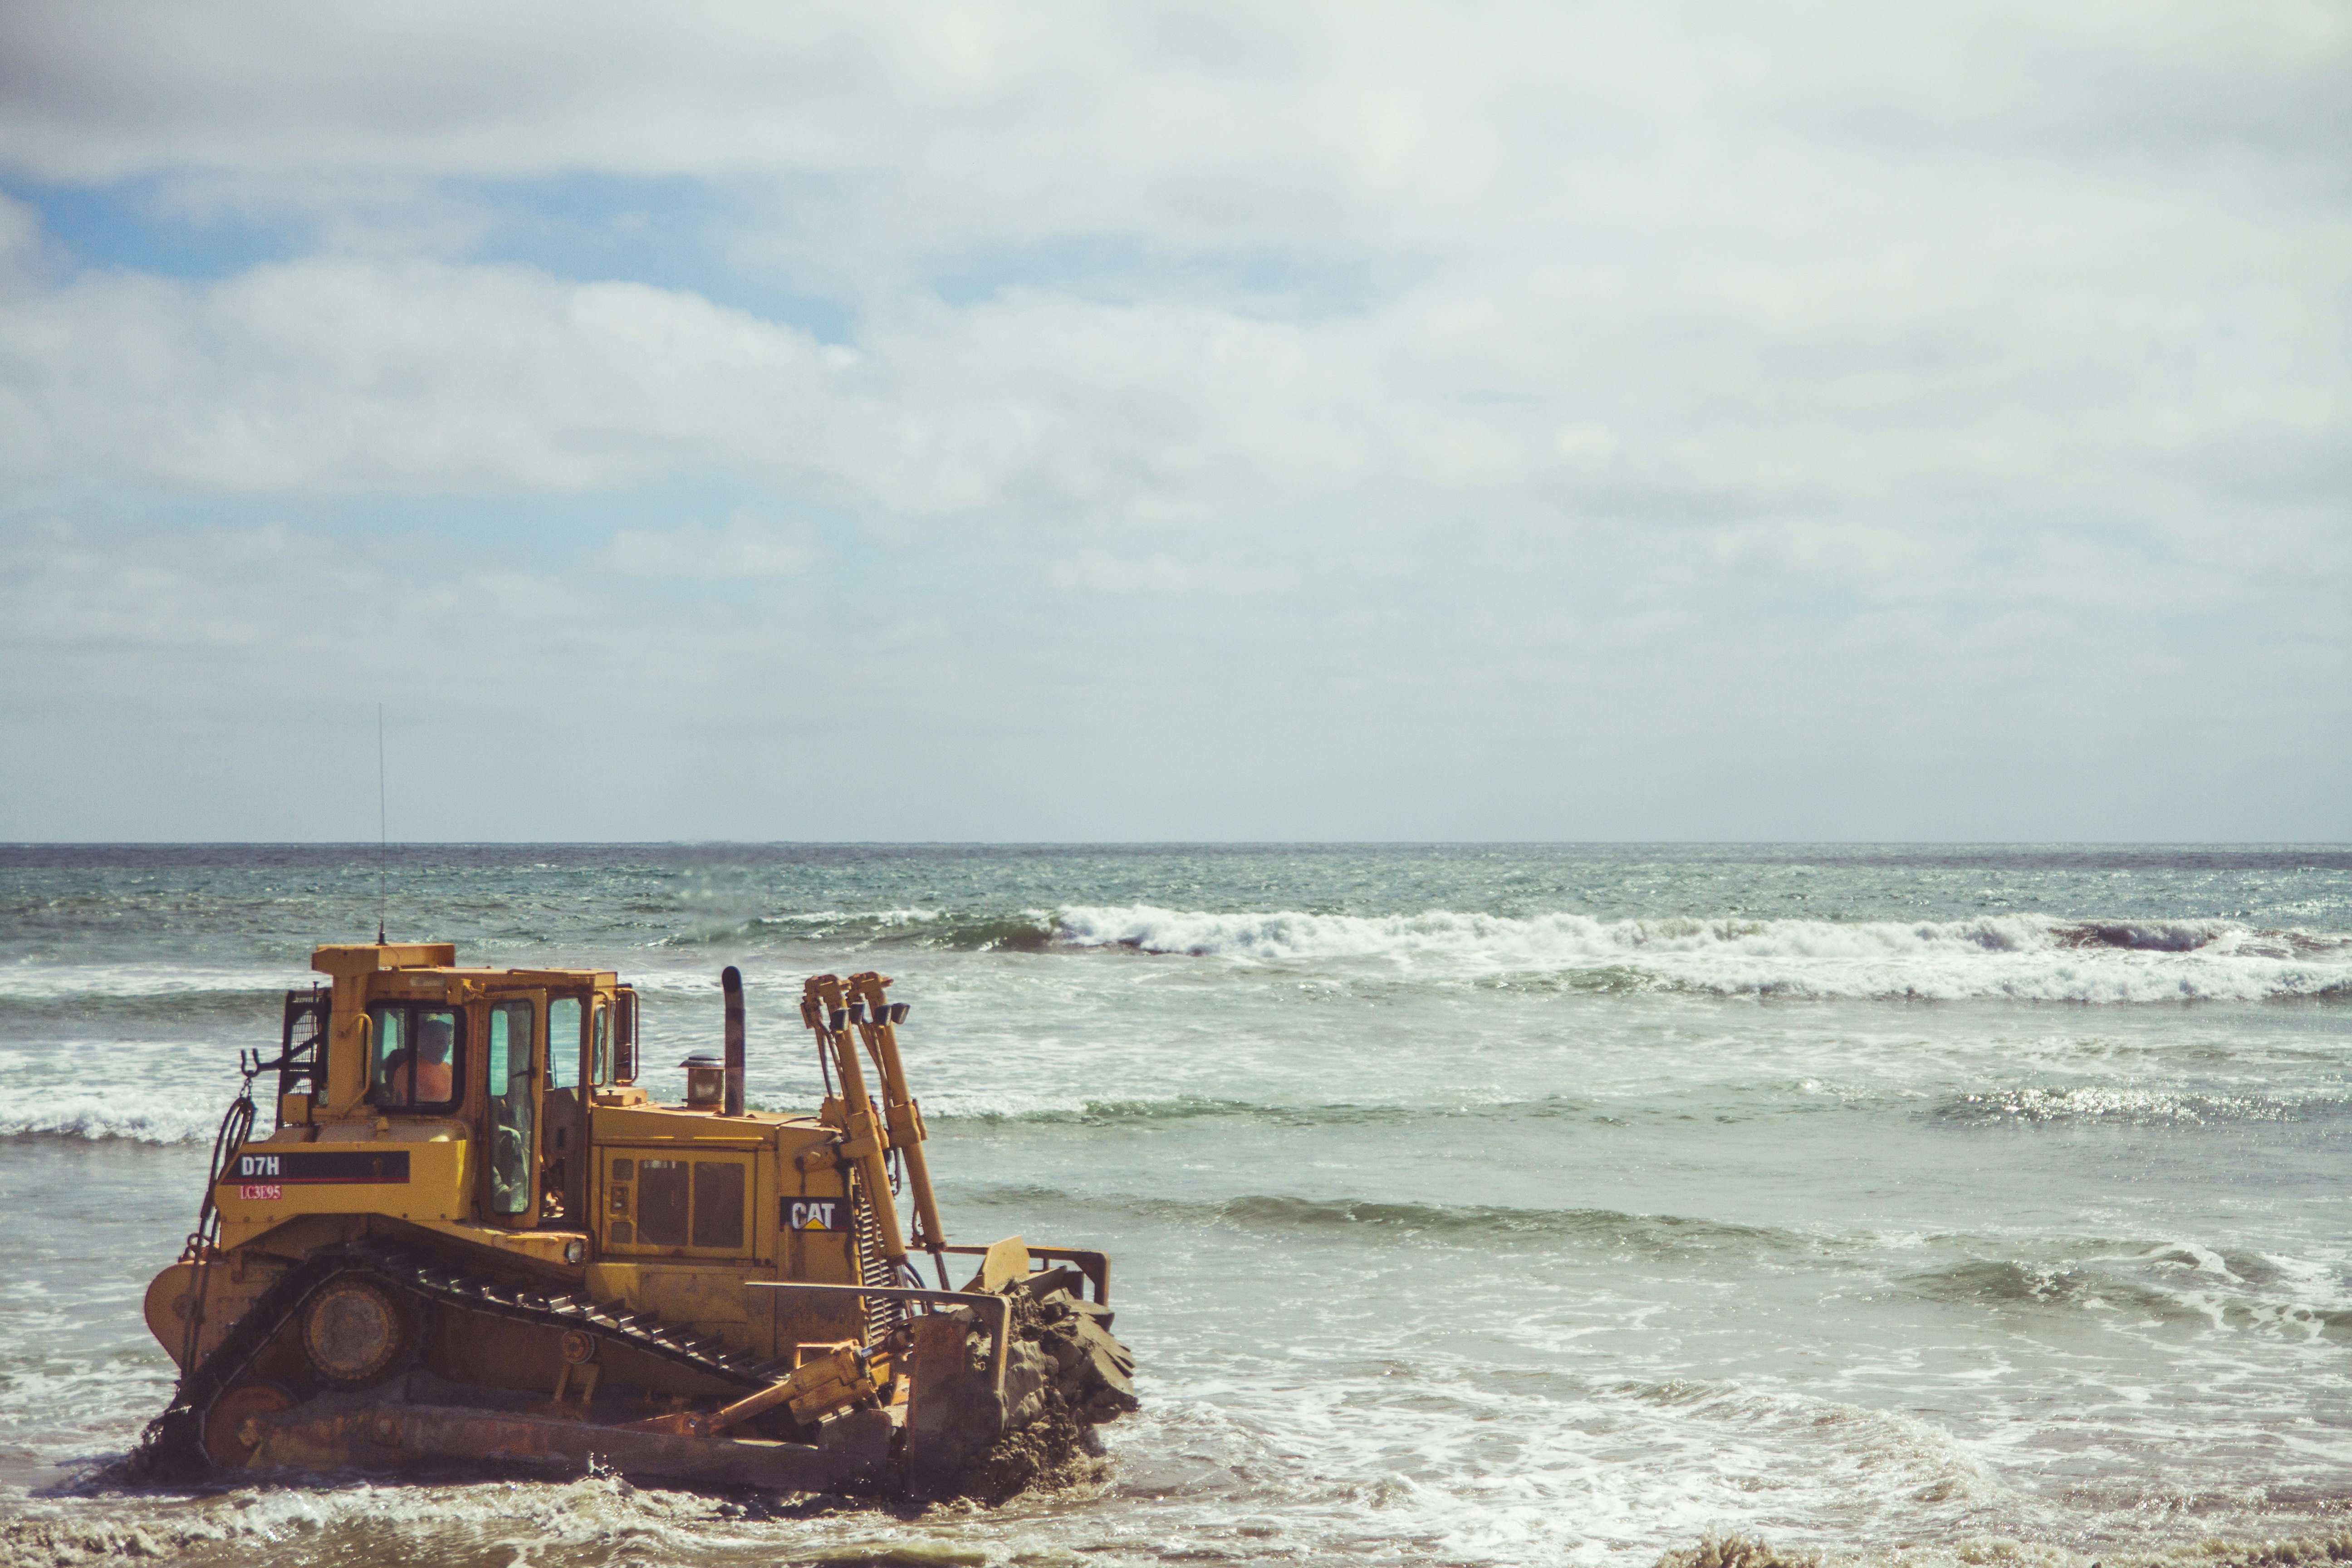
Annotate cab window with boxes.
[485,1000,534,1215]
[549,997,582,1089]
[367,1004,462,1112]
[592,1003,611,1087]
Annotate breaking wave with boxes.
[25,906,2344,1005]
[654,908,1058,953]
[0,967,309,1004]
[0,1095,224,1145]
[1906,1256,2212,1321]
[1903,1247,2352,1338]
[1050,906,2352,1001]
[1934,1085,2352,1126]
[968,1184,1819,1258]
[922,1091,1595,1129]
[1196,1194,1793,1254]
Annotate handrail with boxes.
[937,1243,1110,1304]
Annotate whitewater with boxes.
[2,843,2347,1568]
[1052,905,2352,1000]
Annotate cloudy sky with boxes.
[1,2,2344,842]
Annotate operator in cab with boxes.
[388,1017,456,1103]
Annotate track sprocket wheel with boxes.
[202,1380,297,1470]
[300,1274,416,1388]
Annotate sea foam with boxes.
[0,1093,226,1144]
[1051,906,2352,1002]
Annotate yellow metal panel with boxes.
[405,1218,586,1271]
[589,1262,753,1324]
[979,1236,1031,1292]
[753,1132,776,1267]
[311,943,456,975]
[600,1147,757,1261]
[587,1261,774,1360]
[474,969,618,989]
[324,1012,369,1113]
[214,1135,472,1244]
[591,1103,786,1145]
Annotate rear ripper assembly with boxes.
[133,944,1137,1499]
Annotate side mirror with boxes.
[614,987,637,1084]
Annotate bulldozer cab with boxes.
[267,946,651,1238]
[224,945,975,1310]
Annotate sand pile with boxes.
[946,1267,1138,1504]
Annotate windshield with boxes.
[367,1004,462,1111]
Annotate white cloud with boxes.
[610,513,818,578]
[0,1,2344,838]
[1046,549,1294,596]
[0,5,2339,549]
[0,236,2337,553]
[3,4,2344,264]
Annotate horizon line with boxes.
[5,839,2348,851]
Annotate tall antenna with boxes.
[377,702,388,946]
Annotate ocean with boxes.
[2,843,2347,1567]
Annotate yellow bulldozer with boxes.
[134,942,1136,1499]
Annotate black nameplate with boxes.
[221,1149,412,1185]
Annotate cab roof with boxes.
[311,943,617,985]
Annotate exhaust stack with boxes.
[721,965,746,1117]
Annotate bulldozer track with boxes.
[149,1241,792,1470]
[365,1247,789,1383]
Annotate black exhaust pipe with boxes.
[721,965,746,1117]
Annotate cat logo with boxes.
[784,1198,846,1231]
